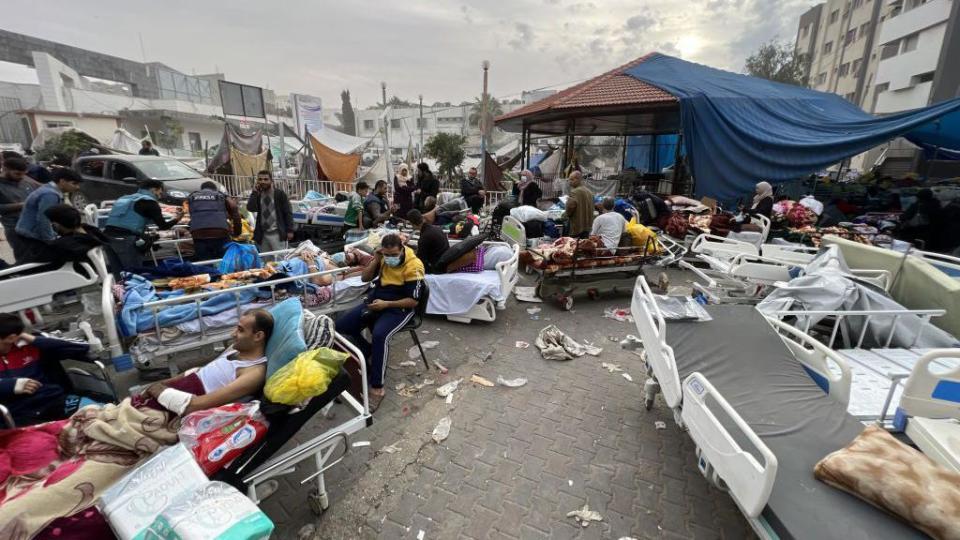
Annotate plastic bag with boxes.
[653,295,713,321]
[218,242,263,274]
[178,402,269,475]
[625,217,661,255]
[264,347,349,405]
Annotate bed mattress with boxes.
[665,305,923,540]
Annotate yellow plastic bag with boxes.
[625,217,661,255]
[264,348,349,405]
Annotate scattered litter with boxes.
[352,441,371,448]
[568,480,573,486]
[433,359,449,374]
[417,530,425,540]
[497,376,528,388]
[408,341,440,359]
[381,443,401,454]
[436,378,463,398]
[535,325,603,361]
[601,362,623,373]
[515,341,530,349]
[619,537,639,540]
[607,335,620,342]
[297,524,317,540]
[397,379,436,397]
[526,306,541,315]
[622,373,634,382]
[470,374,495,387]
[620,335,643,351]
[603,307,633,323]
[395,382,407,391]
[432,417,451,443]
[399,360,417,367]
[445,394,453,404]
[514,286,542,303]
[655,421,666,430]
[657,272,670,292]
[422,330,430,334]
[479,351,493,363]
[567,503,603,527]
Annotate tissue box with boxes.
[98,443,208,540]
[144,481,274,540]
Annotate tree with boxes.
[34,129,101,161]
[468,95,504,132]
[341,89,356,135]
[744,40,808,86]
[424,132,466,179]
[154,117,184,150]
[388,96,416,108]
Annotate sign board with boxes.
[218,81,265,118]
[291,93,323,137]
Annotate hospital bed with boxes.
[686,214,771,256]
[629,282,928,539]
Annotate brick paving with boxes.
[252,281,752,539]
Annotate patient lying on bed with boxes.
[135,309,273,415]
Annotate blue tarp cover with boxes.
[624,54,960,203]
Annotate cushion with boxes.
[814,425,960,540]
[436,234,486,274]
[264,298,307,379]
[301,310,335,350]
[482,245,513,270]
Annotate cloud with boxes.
[508,22,535,51]
[624,11,656,33]
[460,4,473,24]
[566,2,596,13]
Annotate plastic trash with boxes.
[352,441,371,448]
[620,335,643,351]
[514,286,542,303]
[603,307,633,323]
[399,360,417,367]
[653,295,712,321]
[526,306,541,315]
[622,373,634,382]
[382,443,401,454]
[535,325,603,361]
[445,394,453,404]
[417,531,425,540]
[496,376,528,387]
[470,374,495,387]
[436,378,463,398]
[432,417,451,443]
[567,503,603,527]
[515,341,530,349]
[655,421,666,430]
[601,362,622,373]
[408,341,440,359]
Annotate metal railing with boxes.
[208,174,352,200]
[770,309,946,350]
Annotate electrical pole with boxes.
[381,81,389,167]
[479,60,489,186]
[419,94,424,163]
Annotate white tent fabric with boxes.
[357,154,387,184]
[109,128,145,154]
[310,126,374,154]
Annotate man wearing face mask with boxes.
[336,233,424,412]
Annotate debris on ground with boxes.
[496,376,528,388]
[445,394,453,404]
[432,416,451,443]
[620,335,643,351]
[608,335,620,342]
[395,382,407,391]
[417,531,425,540]
[352,441,371,448]
[514,286,542,303]
[381,443,401,454]
[622,373,634,382]
[478,351,493,363]
[567,503,603,527]
[515,341,530,349]
[655,421,666,430]
[603,307,633,323]
[407,341,440,359]
[422,330,429,334]
[527,306,541,315]
[432,359,449,374]
[601,362,623,373]
[436,378,463,398]
[399,360,417,367]
[568,480,573,486]
[535,325,603,361]
[398,379,436,397]
[470,374,495,387]
[297,524,317,540]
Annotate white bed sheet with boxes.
[338,272,503,316]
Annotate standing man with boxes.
[591,197,627,250]
[407,209,448,274]
[15,169,83,260]
[343,181,369,238]
[363,180,395,228]
[246,170,294,253]
[103,179,184,270]
[139,140,160,156]
[564,171,595,238]
[461,166,485,213]
[0,157,40,262]
[188,181,242,261]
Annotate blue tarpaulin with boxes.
[624,134,680,173]
[624,54,960,203]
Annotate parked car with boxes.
[72,155,222,208]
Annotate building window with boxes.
[188,132,201,152]
[815,72,828,85]
[875,82,889,94]
[44,120,73,129]
[839,62,850,77]
[880,41,900,59]
[823,41,834,54]
[845,29,857,46]
[911,71,935,84]
[852,0,864,8]
[438,117,461,124]
[363,119,375,130]
[801,25,809,38]
[828,9,839,23]
[859,22,870,39]
[901,33,919,53]
[390,119,401,129]
[851,58,862,74]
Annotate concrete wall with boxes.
[30,113,119,143]
[879,0,952,42]
[0,81,41,108]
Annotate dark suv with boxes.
[72,155,220,208]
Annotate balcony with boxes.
[879,0,952,43]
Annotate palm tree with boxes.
[468,95,504,135]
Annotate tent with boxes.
[310,126,374,154]
[109,128,145,154]
[623,54,960,203]
[308,133,361,181]
[206,124,268,174]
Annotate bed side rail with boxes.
[632,276,682,408]
[898,349,960,427]
[680,372,777,518]
[500,215,527,248]
[760,243,819,265]
[765,316,852,407]
[690,233,759,258]
[494,243,521,306]
[768,308,946,350]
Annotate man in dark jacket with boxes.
[188,181,242,261]
[17,204,120,277]
[0,313,92,426]
[246,170,294,253]
[139,140,160,156]
[460,166,485,213]
[415,163,439,211]
[407,209,448,273]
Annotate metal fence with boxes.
[208,174,353,200]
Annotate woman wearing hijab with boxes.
[745,181,774,219]
[512,169,542,207]
[393,163,416,221]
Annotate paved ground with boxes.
[259,273,752,540]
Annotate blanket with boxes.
[0,399,178,538]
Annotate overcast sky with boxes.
[0,0,811,109]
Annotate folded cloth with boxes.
[814,425,960,540]
[534,325,602,361]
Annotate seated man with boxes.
[336,233,424,411]
[17,204,121,275]
[138,309,273,416]
[407,209,448,274]
[591,197,627,251]
[0,313,92,426]
[363,180,395,228]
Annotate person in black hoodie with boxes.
[19,204,121,276]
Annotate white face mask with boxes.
[384,255,402,267]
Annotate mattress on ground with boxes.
[665,305,923,540]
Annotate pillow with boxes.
[264,298,307,379]
[301,310,335,350]
[436,234,486,273]
[482,245,513,270]
[814,425,960,540]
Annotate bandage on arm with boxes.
[157,388,193,416]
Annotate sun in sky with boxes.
[677,35,704,58]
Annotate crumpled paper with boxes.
[567,503,603,527]
[535,325,603,361]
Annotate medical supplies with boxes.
[143,481,274,540]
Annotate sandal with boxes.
[369,392,386,413]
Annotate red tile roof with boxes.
[496,53,677,123]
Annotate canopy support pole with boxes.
[672,131,684,196]
[620,135,628,172]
